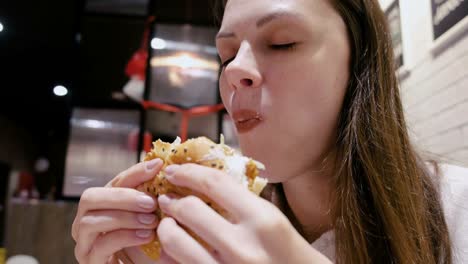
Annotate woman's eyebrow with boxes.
[256,11,303,28]
[216,11,303,40]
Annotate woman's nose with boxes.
[224,42,262,90]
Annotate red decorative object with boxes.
[124,16,155,80]
[128,129,153,152]
[125,49,148,81]
[124,16,225,143]
[142,101,225,142]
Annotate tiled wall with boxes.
[379,0,468,167]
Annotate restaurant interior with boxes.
[0,0,230,263]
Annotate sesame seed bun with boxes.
[136,136,268,260]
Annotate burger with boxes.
[135,136,268,260]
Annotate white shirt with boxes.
[311,163,468,263]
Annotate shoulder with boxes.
[426,162,468,213]
[436,163,468,212]
[434,163,468,263]
[438,163,468,182]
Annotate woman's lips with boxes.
[232,109,263,133]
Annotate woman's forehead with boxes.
[222,0,310,28]
[220,0,334,33]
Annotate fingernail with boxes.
[164,165,179,177]
[158,195,172,208]
[137,213,156,225]
[137,195,156,209]
[145,159,162,171]
[136,229,152,238]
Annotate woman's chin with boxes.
[259,169,283,184]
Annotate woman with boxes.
[72,0,468,263]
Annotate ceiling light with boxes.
[53,85,68,96]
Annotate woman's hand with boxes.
[71,158,177,264]
[156,163,332,264]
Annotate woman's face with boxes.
[217,0,350,182]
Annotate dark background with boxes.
[0,0,219,198]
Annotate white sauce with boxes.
[199,144,267,189]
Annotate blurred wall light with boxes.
[150,52,219,71]
[151,38,217,55]
[71,118,135,131]
[151,38,167,49]
[0,22,4,32]
[34,157,50,173]
[82,119,108,129]
[53,85,68,96]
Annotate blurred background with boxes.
[0,0,466,263]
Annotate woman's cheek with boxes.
[219,80,232,112]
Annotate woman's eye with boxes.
[270,43,297,51]
[221,57,235,68]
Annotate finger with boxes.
[114,249,136,264]
[163,163,259,219]
[108,254,123,264]
[159,250,179,264]
[158,217,218,264]
[72,188,157,240]
[120,246,179,264]
[86,229,155,264]
[159,194,235,253]
[75,210,158,258]
[107,158,164,188]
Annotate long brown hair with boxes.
[331,0,451,263]
[214,0,452,263]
